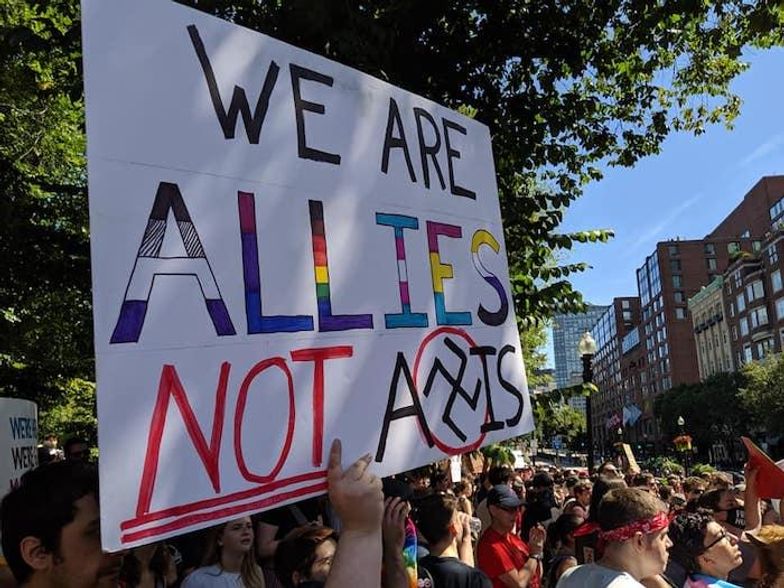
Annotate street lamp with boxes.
[675,416,692,475]
[677,416,685,428]
[579,331,598,474]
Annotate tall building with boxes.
[590,297,645,451]
[707,176,784,241]
[688,276,733,379]
[552,305,609,390]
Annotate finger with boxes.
[327,439,342,478]
[348,453,373,480]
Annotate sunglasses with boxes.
[700,530,730,553]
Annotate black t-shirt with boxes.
[418,555,492,588]
[255,497,325,540]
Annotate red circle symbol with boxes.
[413,326,489,455]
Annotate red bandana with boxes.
[598,511,670,543]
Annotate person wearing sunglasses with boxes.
[668,510,743,588]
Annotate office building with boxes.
[552,305,609,390]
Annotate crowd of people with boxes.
[2,439,784,588]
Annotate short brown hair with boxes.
[683,477,706,493]
[597,488,665,533]
[274,525,337,588]
[415,494,457,545]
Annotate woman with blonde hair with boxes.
[183,517,265,588]
[749,525,784,588]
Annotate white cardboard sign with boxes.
[0,398,38,495]
[82,0,533,550]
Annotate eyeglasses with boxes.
[700,530,730,553]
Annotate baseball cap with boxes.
[487,484,525,509]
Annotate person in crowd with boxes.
[380,483,418,588]
[544,514,582,587]
[455,479,475,517]
[273,526,337,588]
[748,524,784,588]
[668,510,743,588]
[563,480,591,520]
[182,517,264,588]
[632,473,658,495]
[433,470,455,495]
[574,476,627,565]
[683,478,707,506]
[120,542,179,588]
[477,466,515,535]
[598,462,622,479]
[415,493,491,587]
[557,488,671,587]
[0,460,125,588]
[477,485,545,588]
[668,476,684,496]
[522,473,559,540]
[63,437,91,462]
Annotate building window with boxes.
[674,291,685,303]
[740,318,749,337]
[737,292,746,313]
[773,270,783,293]
[741,229,751,239]
[729,302,735,317]
[746,280,764,302]
[744,344,753,363]
[668,244,679,257]
[769,245,779,265]
[776,297,784,320]
[733,270,742,289]
[732,325,737,340]
[704,243,716,256]
[728,242,741,255]
[770,197,784,220]
[706,257,718,271]
[672,275,683,288]
[753,240,762,252]
[750,307,769,329]
[622,300,630,309]
[670,259,681,272]
[675,308,687,320]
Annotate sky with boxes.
[543,46,784,367]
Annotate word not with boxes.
[188,25,475,198]
[111,182,509,344]
[9,416,37,440]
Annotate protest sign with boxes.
[0,398,38,495]
[82,0,533,550]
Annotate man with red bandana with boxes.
[556,488,672,587]
[477,485,545,588]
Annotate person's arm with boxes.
[743,464,761,534]
[381,497,409,588]
[494,526,545,588]
[454,511,475,566]
[255,520,280,561]
[325,439,384,588]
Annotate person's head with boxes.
[565,476,579,496]
[573,479,592,507]
[487,485,524,533]
[683,477,707,503]
[596,488,671,580]
[119,543,173,588]
[598,461,621,478]
[431,471,452,494]
[487,465,513,487]
[0,460,123,588]
[63,438,90,462]
[274,525,337,588]
[202,517,263,588]
[43,435,58,449]
[632,473,657,493]
[708,472,734,491]
[546,513,583,553]
[748,524,784,587]
[453,480,472,499]
[587,475,626,523]
[414,494,462,548]
[669,510,742,580]
[512,476,526,500]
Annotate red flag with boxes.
[741,437,784,499]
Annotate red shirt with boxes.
[477,527,541,588]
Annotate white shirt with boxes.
[182,565,243,588]
[556,563,645,588]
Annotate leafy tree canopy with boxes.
[2,0,783,419]
[740,354,784,437]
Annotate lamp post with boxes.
[579,331,598,474]
[675,416,691,475]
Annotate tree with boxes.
[740,354,784,437]
[3,0,784,416]
[655,372,750,460]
